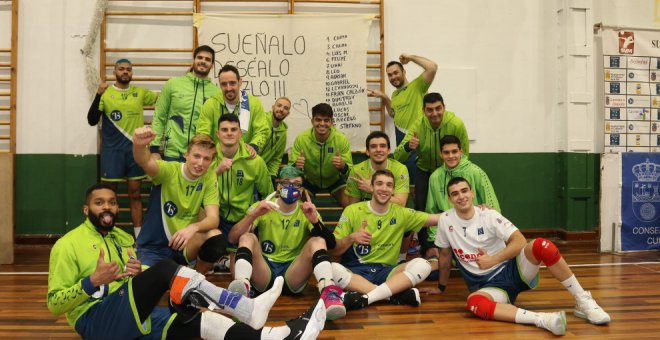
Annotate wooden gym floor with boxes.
[1,242,659,339]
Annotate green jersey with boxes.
[346,158,409,201]
[137,160,219,248]
[98,85,158,149]
[214,142,274,222]
[260,112,288,176]
[334,202,428,265]
[150,73,220,160]
[196,90,270,153]
[249,198,322,263]
[391,75,431,132]
[394,110,469,173]
[289,127,353,189]
[47,219,135,327]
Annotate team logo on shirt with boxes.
[477,227,484,235]
[390,217,396,225]
[294,219,300,227]
[328,147,334,153]
[163,201,178,217]
[355,244,371,256]
[236,170,244,185]
[261,240,275,254]
[133,92,138,97]
[196,183,203,191]
[110,110,122,121]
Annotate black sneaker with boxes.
[342,291,369,310]
[168,289,209,324]
[285,299,326,340]
[389,288,421,307]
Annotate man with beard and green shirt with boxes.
[290,103,353,207]
[213,114,273,256]
[421,134,499,287]
[260,97,291,184]
[197,65,270,157]
[394,92,469,212]
[87,58,158,238]
[150,45,220,162]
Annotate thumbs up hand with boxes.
[351,219,372,245]
[408,131,420,150]
[295,150,305,169]
[332,148,345,171]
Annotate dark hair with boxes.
[218,64,241,80]
[423,92,445,107]
[366,131,390,150]
[446,176,471,193]
[386,61,404,72]
[440,135,462,150]
[218,113,241,128]
[311,103,333,119]
[193,45,215,64]
[371,169,395,186]
[85,183,116,204]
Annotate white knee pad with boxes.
[403,258,432,286]
[331,262,352,289]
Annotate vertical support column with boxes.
[556,0,599,233]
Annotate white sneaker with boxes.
[574,291,611,325]
[535,311,566,336]
[228,278,250,297]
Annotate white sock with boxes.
[313,260,334,292]
[367,283,392,304]
[234,258,253,281]
[398,253,407,263]
[200,311,235,340]
[515,308,541,325]
[260,326,291,340]
[561,275,585,297]
[133,227,141,239]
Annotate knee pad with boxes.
[331,262,352,289]
[197,234,228,263]
[403,258,432,286]
[235,246,253,264]
[466,294,496,320]
[532,238,561,267]
[312,249,331,268]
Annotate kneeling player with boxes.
[227,166,346,320]
[432,177,610,335]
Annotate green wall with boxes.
[14,152,600,235]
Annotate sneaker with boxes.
[213,256,231,273]
[574,291,611,325]
[389,288,421,307]
[320,285,346,320]
[341,291,369,310]
[228,278,251,297]
[285,299,326,340]
[534,311,566,336]
[168,289,210,324]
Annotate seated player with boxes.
[329,170,440,310]
[47,183,326,340]
[227,166,346,320]
[133,128,225,274]
[431,177,610,335]
[290,103,353,207]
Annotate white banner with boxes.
[194,13,372,151]
[602,29,660,153]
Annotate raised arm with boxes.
[133,127,160,177]
[399,53,438,85]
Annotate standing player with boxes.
[47,183,326,340]
[87,58,158,237]
[260,97,292,184]
[290,103,353,207]
[227,166,346,320]
[150,45,220,161]
[213,114,273,255]
[197,65,270,156]
[133,127,225,274]
[431,177,610,335]
[329,170,440,310]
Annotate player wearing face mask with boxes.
[227,166,346,321]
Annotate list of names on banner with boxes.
[325,34,364,130]
[604,55,660,152]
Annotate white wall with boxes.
[15,0,656,155]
